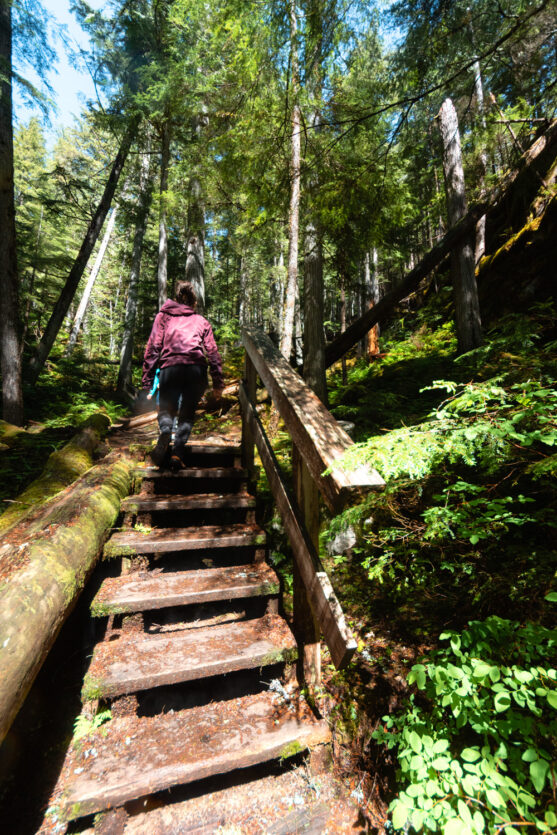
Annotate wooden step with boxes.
[135,466,248,480]
[91,563,280,616]
[91,562,280,617]
[55,690,330,821]
[121,492,255,514]
[82,614,297,700]
[181,443,241,456]
[104,524,266,558]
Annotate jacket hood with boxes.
[159,300,196,316]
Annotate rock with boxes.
[325,526,357,556]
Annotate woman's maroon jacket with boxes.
[142,301,224,391]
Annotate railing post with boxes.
[292,444,321,688]
[241,352,257,478]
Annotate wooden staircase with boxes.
[48,440,330,828]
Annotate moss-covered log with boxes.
[0,412,110,535]
[0,454,134,744]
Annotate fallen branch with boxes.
[325,118,557,367]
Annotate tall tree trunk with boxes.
[302,221,327,403]
[468,17,488,263]
[65,206,118,356]
[294,287,303,369]
[280,0,301,362]
[364,248,380,360]
[28,118,137,384]
[0,1,23,424]
[117,146,152,395]
[339,273,347,386]
[438,97,482,353]
[185,175,205,311]
[21,206,43,354]
[157,122,170,309]
[301,0,327,401]
[238,254,248,326]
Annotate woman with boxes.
[142,281,224,470]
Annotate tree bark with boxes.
[117,146,152,395]
[468,16,488,264]
[65,206,118,356]
[0,2,24,424]
[438,97,482,353]
[157,121,171,309]
[28,118,138,384]
[339,273,347,385]
[473,59,488,263]
[185,175,205,311]
[364,249,380,359]
[238,254,248,326]
[280,0,301,362]
[302,221,327,403]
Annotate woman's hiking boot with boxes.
[150,431,171,467]
[169,454,185,472]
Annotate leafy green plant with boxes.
[373,617,557,833]
[73,709,112,741]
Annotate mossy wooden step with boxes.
[91,563,279,616]
[54,690,330,822]
[103,524,266,558]
[121,492,255,514]
[82,614,297,700]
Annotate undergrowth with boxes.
[323,301,557,832]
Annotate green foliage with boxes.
[72,709,112,741]
[373,617,557,833]
[326,311,557,607]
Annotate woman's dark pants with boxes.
[158,364,208,460]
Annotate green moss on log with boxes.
[260,646,298,667]
[0,420,26,446]
[279,740,304,761]
[103,541,137,560]
[90,597,133,617]
[0,413,111,535]
[0,455,135,744]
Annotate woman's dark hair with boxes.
[175,281,197,307]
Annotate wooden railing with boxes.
[240,327,385,686]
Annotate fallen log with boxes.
[325,118,557,367]
[0,454,135,744]
[0,412,111,535]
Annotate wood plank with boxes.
[121,492,256,513]
[103,524,266,558]
[135,466,248,480]
[82,614,297,699]
[242,328,383,512]
[91,563,280,616]
[184,443,241,456]
[239,384,356,670]
[55,690,330,821]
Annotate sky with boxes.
[13,0,106,144]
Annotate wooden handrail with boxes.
[242,327,384,513]
[239,326,385,682]
[239,383,357,669]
